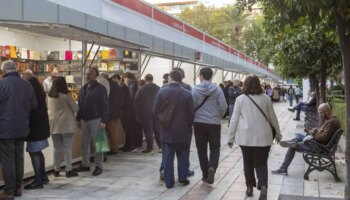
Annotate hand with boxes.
[77,121,81,128]
[275,137,281,144]
[100,123,106,129]
[228,142,233,149]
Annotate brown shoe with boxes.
[0,193,14,200]
[14,186,22,197]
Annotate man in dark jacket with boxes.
[228,79,242,122]
[113,74,138,153]
[288,92,317,121]
[76,67,109,176]
[153,70,194,188]
[134,74,160,153]
[100,73,123,154]
[0,60,37,199]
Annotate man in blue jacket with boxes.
[76,67,109,176]
[192,67,227,184]
[0,60,37,199]
[153,70,194,188]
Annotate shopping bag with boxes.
[95,129,110,153]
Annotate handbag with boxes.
[245,95,277,139]
[95,129,110,153]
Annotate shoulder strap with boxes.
[195,96,210,112]
[245,95,269,122]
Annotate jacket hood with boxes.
[195,81,218,96]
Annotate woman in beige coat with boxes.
[228,75,282,200]
[48,76,78,178]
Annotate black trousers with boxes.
[0,139,24,194]
[29,151,48,184]
[194,123,221,179]
[121,111,137,150]
[240,146,271,189]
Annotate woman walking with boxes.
[25,76,50,190]
[48,76,78,178]
[228,75,281,200]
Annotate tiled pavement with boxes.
[17,102,346,200]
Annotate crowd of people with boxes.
[0,60,342,200]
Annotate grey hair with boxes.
[1,60,17,74]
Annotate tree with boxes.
[236,0,350,198]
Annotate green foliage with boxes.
[331,98,347,134]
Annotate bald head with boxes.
[318,103,332,119]
[310,92,316,98]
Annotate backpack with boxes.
[288,88,294,95]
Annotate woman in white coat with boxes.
[48,76,79,178]
[228,75,282,200]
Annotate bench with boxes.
[302,129,343,182]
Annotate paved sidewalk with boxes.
[18,102,346,200]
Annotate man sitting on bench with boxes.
[272,103,341,175]
[288,92,317,121]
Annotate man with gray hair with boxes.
[0,60,37,199]
[272,103,341,175]
[288,92,317,120]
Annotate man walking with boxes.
[287,85,295,107]
[76,67,109,176]
[192,67,227,184]
[0,60,37,199]
[134,74,160,153]
[153,70,194,188]
[228,79,242,122]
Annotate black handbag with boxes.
[245,95,277,139]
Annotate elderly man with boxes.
[43,67,58,93]
[0,60,37,199]
[288,92,317,121]
[272,103,341,175]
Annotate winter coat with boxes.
[134,83,160,119]
[27,87,50,141]
[153,83,194,145]
[228,94,282,146]
[107,79,122,120]
[0,72,37,139]
[228,86,242,105]
[48,93,78,134]
[192,81,228,125]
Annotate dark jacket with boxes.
[107,79,122,120]
[228,86,242,105]
[120,83,132,114]
[311,116,341,144]
[0,72,37,139]
[77,80,109,123]
[128,80,138,101]
[27,86,50,141]
[163,82,191,91]
[306,97,317,109]
[153,83,194,145]
[134,83,160,119]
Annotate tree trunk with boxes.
[315,78,320,105]
[335,11,350,200]
[309,75,316,92]
[319,64,327,103]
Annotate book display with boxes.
[0,45,140,100]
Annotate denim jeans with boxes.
[288,95,294,106]
[293,102,309,119]
[0,139,24,194]
[162,142,190,188]
[281,133,312,169]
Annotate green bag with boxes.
[95,129,110,153]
